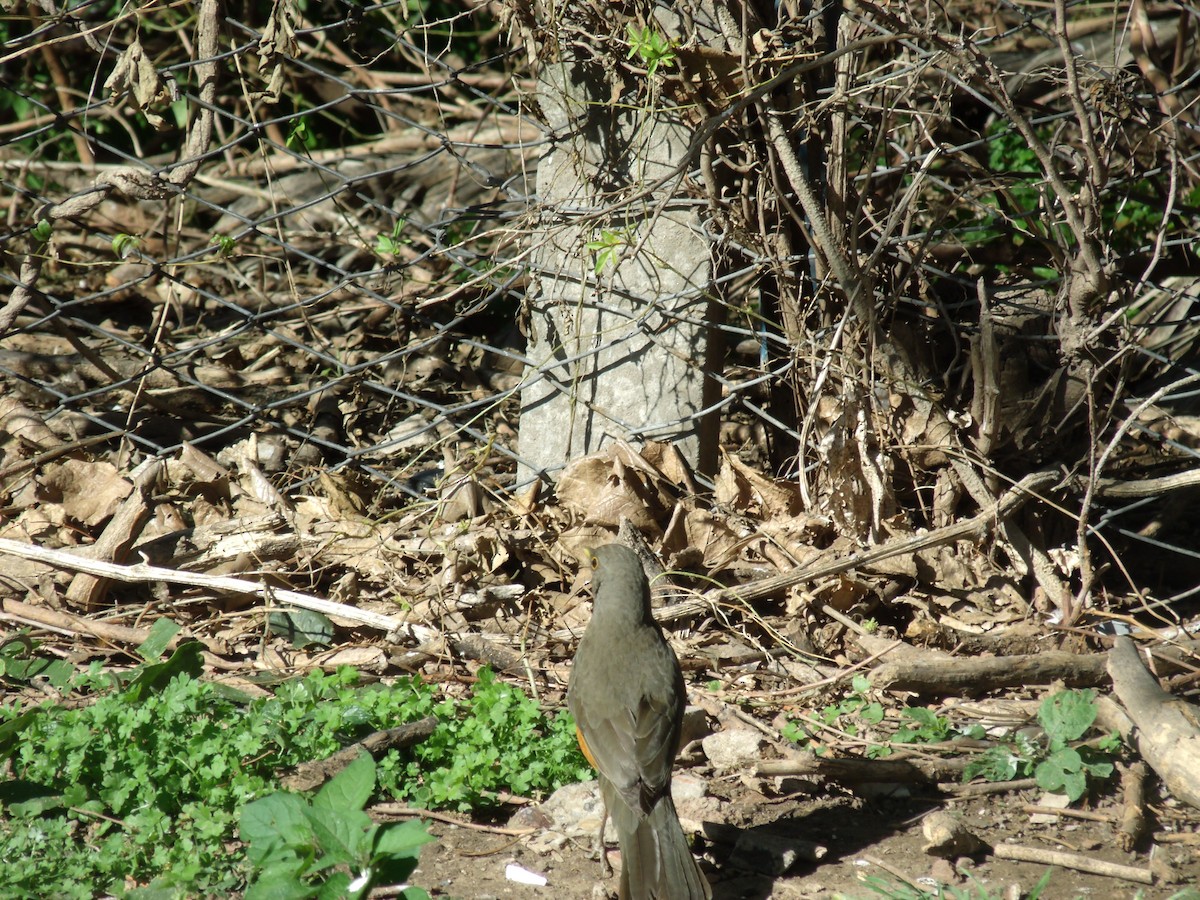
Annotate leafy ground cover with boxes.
[0,637,585,897]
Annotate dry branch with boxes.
[619,470,1059,634]
[1106,636,1200,810]
[0,596,226,659]
[1117,761,1151,851]
[871,649,1109,694]
[280,716,438,791]
[756,752,968,783]
[991,842,1154,886]
[0,537,418,636]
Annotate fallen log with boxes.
[1107,636,1200,811]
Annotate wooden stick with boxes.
[991,843,1154,885]
[756,752,967,783]
[1117,761,1150,851]
[871,649,1109,694]
[942,777,1039,797]
[1021,804,1114,823]
[0,536,424,637]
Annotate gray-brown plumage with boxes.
[568,544,710,900]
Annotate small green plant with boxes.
[625,24,677,78]
[241,752,432,899]
[894,707,955,744]
[287,116,316,151]
[781,675,886,755]
[210,233,237,258]
[375,219,410,257]
[586,227,631,274]
[963,689,1117,802]
[390,667,591,810]
[31,219,52,244]
[783,682,988,760]
[112,232,141,258]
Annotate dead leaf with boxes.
[640,440,698,492]
[41,459,132,527]
[556,446,669,532]
[311,645,388,673]
[103,39,175,130]
[257,0,299,103]
[715,451,801,519]
[680,507,744,568]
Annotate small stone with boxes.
[701,728,763,771]
[671,772,707,801]
[929,857,957,884]
[921,810,985,857]
[510,780,603,836]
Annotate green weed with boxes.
[625,24,677,78]
[0,641,587,897]
[241,753,433,899]
[963,689,1117,801]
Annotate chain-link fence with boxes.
[2,0,1199,627]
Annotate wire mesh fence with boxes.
[1,0,1199,629]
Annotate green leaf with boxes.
[268,609,335,648]
[373,819,434,859]
[1079,746,1115,780]
[0,654,74,687]
[244,861,317,900]
[1038,690,1097,743]
[0,780,65,816]
[112,232,140,258]
[1036,747,1087,800]
[303,806,371,870]
[316,872,354,899]
[122,641,204,702]
[137,618,182,662]
[963,747,1019,783]
[859,702,885,725]
[240,792,316,866]
[210,233,236,258]
[371,821,433,891]
[314,752,376,815]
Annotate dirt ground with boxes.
[410,779,1200,899]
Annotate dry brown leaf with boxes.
[816,574,872,611]
[899,396,955,468]
[312,646,389,673]
[916,544,975,590]
[715,451,801,519]
[103,38,174,130]
[438,449,489,522]
[555,445,669,532]
[685,508,748,568]
[755,514,833,565]
[41,460,132,527]
[639,440,698,492]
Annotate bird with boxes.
[567,543,711,900]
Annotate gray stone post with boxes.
[517,4,714,484]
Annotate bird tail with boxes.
[617,793,710,900]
